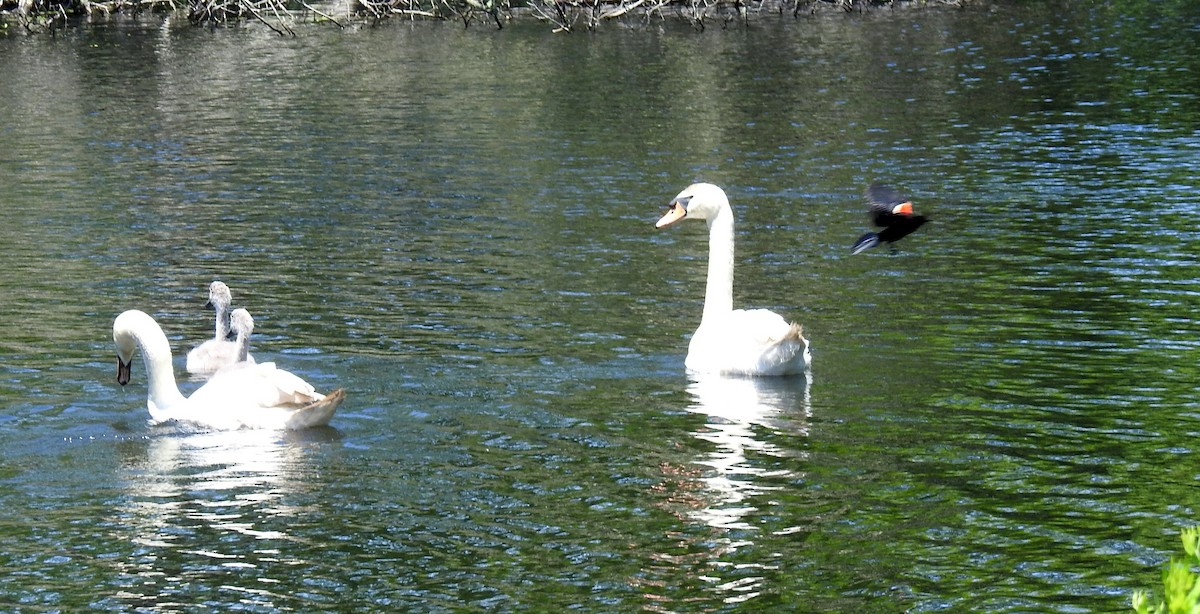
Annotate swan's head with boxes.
[655,183,730,228]
[230,308,254,337]
[113,309,152,386]
[205,281,233,310]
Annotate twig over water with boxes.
[0,0,976,33]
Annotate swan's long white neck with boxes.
[119,312,186,419]
[702,205,735,323]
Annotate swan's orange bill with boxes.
[893,202,914,215]
[656,203,687,228]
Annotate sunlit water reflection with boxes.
[109,428,338,609]
[685,374,811,532]
[681,374,811,605]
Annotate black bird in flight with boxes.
[851,183,928,255]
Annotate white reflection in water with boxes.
[120,429,325,554]
[663,373,812,606]
[110,429,337,609]
[684,373,812,532]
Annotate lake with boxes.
[1,3,1198,611]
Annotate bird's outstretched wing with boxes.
[865,183,913,227]
[866,183,909,210]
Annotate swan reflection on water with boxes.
[108,428,339,609]
[116,427,337,561]
[683,373,812,531]
[642,373,812,607]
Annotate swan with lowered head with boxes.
[114,309,343,430]
[186,281,254,375]
[655,183,811,376]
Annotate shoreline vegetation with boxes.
[0,0,979,34]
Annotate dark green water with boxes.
[1,4,1199,611]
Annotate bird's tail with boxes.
[851,232,880,255]
[760,322,811,375]
[286,388,345,429]
[783,322,806,343]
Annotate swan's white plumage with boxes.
[657,183,811,377]
[114,309,343,430]
[186,281,254,375]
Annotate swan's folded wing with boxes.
[252,362,323,404]
[192,362,324,409]
[687,309,809,376]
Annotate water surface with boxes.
[1,5,1199,611]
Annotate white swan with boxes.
[655,183,811,376]
[186,281,253,375]
[114,309,344,430]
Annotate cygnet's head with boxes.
[229,308,254,337]
[206,281,233,310]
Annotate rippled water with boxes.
[1,4,1199,611]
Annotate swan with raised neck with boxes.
[656,183,811,376]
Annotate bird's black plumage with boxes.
[851,183,928,254]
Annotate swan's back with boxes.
[686,309,810,376]
[191,362,323,409]
[186,308,340,428]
